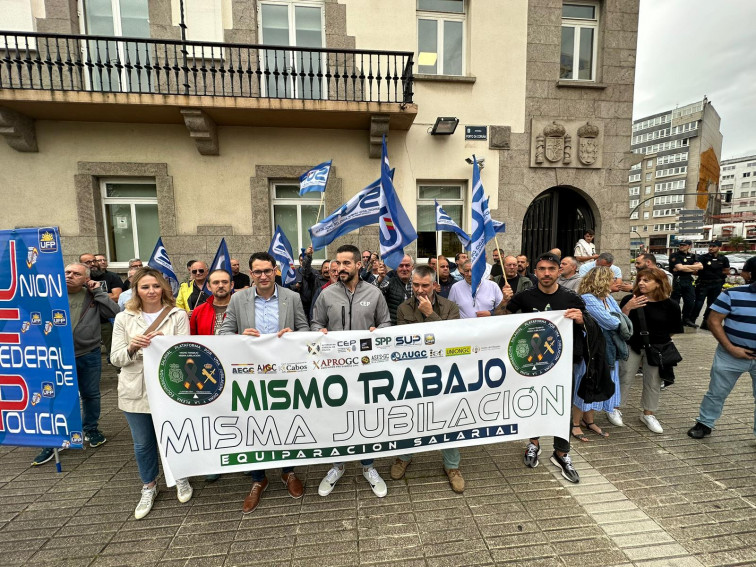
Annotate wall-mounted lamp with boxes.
[430,117,459,135]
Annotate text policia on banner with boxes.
[143,313,572,484]
[0,228,84,448]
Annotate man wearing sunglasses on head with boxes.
[176,261,209,314]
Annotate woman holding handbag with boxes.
[619,267,683,434]
[111,267,194,519]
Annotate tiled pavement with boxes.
[1,329,755,567]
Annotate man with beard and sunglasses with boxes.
[311,244,391,498]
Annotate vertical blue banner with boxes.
[0,228,84,449]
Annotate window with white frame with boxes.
[271,183,326,260]
[417,0,465,76]
[643,212,649,219]
[655,179,686,192]
[653,223,677,231]
[629,173,641,182]
[101,179,160,266]
[646,160,653,168]
[645,186,652,194]
[629,186,640,196]
[630,212,639,220]
[560,2,598,81]
[629,199,639,209]
[653,194,684,205]
[417,183,466,259]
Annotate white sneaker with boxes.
[135,484,158,520]
[318,465,345,496]
[363,466,387,498]
[640,414,663,434]
[175,478,193,503]
[607,409,624,427]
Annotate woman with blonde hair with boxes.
[619,267,683,434]
[572,267,625,440]
[111,267,194,519]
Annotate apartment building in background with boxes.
[629,97,723,254]
[1,0,639,271]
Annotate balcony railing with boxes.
[0,31,414,104]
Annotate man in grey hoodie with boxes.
[311,244,391,498]
[32,262,120,466]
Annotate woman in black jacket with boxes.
[619,267,683,434]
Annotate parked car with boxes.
[654,254,669,270]
[725,254,754,275]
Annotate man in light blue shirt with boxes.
[578,252,627,291]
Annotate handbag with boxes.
[636,306,682,368]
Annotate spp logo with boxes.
[375,337,392,348]
[38,228,58,253]
[41,382,55,397]
[360,338,372,351]
[52,310,67,326]
[395,335,421,347]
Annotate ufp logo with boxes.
[52,310,67,326]
[31,312,42,325]
[38,228,58,252]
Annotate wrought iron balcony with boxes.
[0,31,415,104]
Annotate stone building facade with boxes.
[0,0,639,274]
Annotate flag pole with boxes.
[315,192,326,223]
[494,235,507,286]
[436,232,440,270]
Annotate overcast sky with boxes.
[633,0,756,160]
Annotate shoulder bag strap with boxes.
[636,305,651,348]
[145,306,172,335]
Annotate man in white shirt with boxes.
[448,260,506,318]
[574,229,599,266]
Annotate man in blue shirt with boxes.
[688,282,756,439]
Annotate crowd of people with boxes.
[32,232,756,521]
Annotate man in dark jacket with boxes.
[32,262,120,466]
[392,264,465,493]
[377,254,414,324]
[286,246,318,319]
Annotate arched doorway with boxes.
[521,186,596,263]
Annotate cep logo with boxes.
[337,340,357,351]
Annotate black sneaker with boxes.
[660,381,673,391]
[31,447,55,466]
[687,422,712,439]
[550,451,580,483]
[523,442,541,468]
[88,430,107,448]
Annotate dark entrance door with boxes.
[521,186,595,263]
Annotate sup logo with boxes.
[508,318,563,377]
[159,342,225,406]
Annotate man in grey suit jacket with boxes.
[218,252,308,514]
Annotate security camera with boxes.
[465,156,485,169]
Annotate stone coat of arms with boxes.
[536,122,571,165]
[578,122,600,165]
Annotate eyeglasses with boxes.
[191,269,206,274]
[82,260,96,265]
[251,269,275,277]
[130,263,143,268]
[65,270,85,276]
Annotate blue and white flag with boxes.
[269,225,297,286]
[148,237,180,296]
[470,156,495,299]
[435,200,471,250]
[484,197,506,235]
[203,238,232,294]
[308,170,394,251]
[299,160,332,196]
[379,136,417,269]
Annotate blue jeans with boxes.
[124,411,159,484]
[250,466,294,483]
[697,345,756,435]
[77,348,102,434]
[398,449,460,469]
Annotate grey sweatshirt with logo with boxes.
[310,280,391,331]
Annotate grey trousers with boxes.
[618,348,662,413]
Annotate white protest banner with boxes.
[144,313,573,485]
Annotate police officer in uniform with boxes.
[670,239,703,327]
[691,240,730,330]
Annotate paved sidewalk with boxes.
[1,329,755,567]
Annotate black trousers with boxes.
[692,281,723,325]
[671,278,695,321]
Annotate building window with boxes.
[646,160,653,168]
[745,172,752,178]
[272,183,326,260]
[416,183,465,259]
[560,2,599,81]
[629,186,640,196]
[629,173,641,182]
[630,212,639,220]
[643,212,649,219]
[645,172,652,181]
[417,0,465,76]
[645,186,651,194]
[101,179,160,266]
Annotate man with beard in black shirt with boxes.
[500,252,585,483]
[82,253,123,361]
